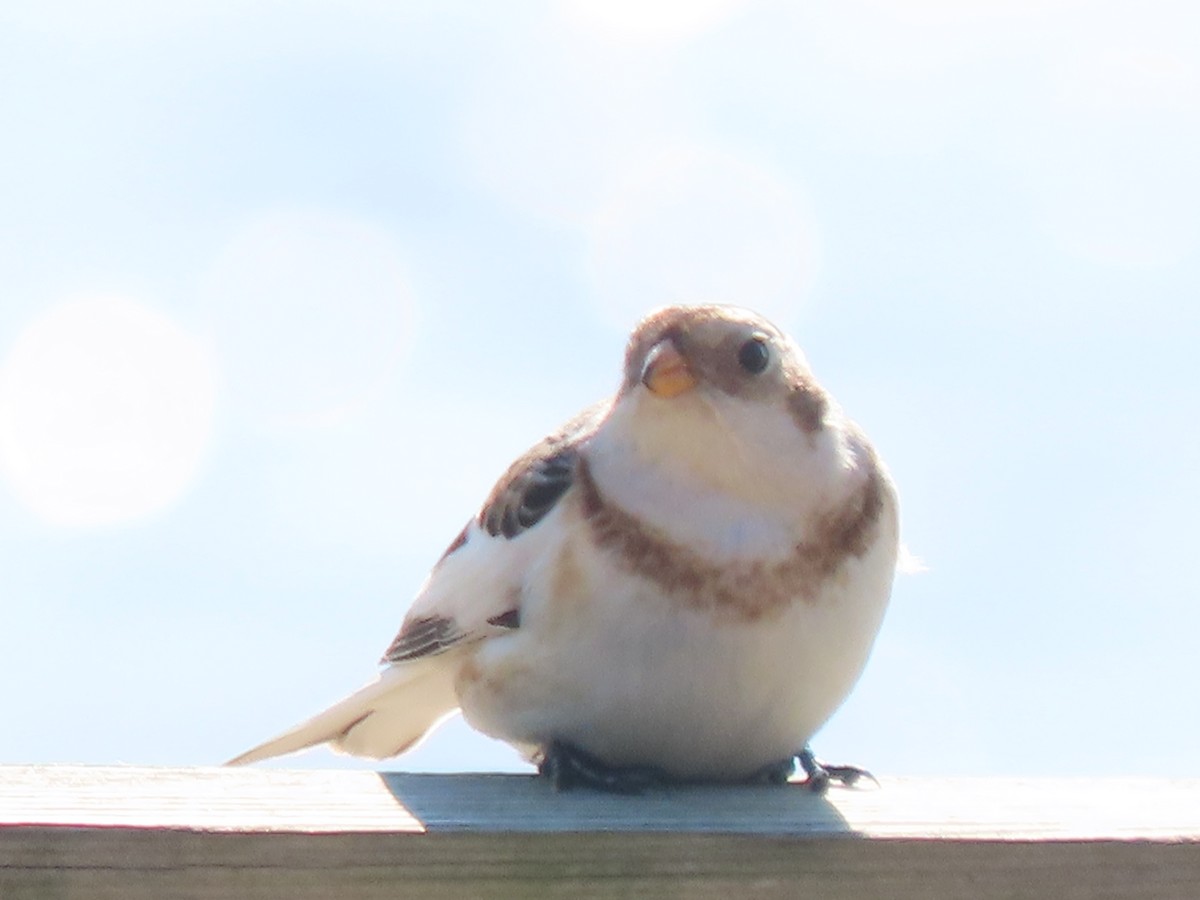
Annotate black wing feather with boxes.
[380,615,462,664]
[482,446,579,538]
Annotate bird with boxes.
[229,304,899,792]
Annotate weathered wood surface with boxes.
[2,766,1199,899]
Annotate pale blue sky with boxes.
[2,1,1197,776]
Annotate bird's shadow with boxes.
[377,771,856,835]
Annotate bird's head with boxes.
[604,304,844,509]
[622,304,828,429]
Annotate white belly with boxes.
[457,511,897,781]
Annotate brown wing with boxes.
[478,401,607,540]
[480,447,576,538]
[378,401,608,666]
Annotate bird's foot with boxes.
[796,746,878,795]
[537,740,666,794]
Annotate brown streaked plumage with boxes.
[575,449,886,621]
[786,377,829,434]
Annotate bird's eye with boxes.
[737,336,771,374]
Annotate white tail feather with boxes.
[226,660,459,766]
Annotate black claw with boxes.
[797,746,877,792]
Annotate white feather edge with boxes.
[227,517,553,766]
[226,659,459,765]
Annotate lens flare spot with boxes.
[0,295,217,527]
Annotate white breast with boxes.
[582,391,861,563]
[456,486,898,781]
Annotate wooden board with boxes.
[2,766,1199,899]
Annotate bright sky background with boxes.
[2,0,1197,778]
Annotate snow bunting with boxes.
[230,304,899,791]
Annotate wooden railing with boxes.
[2,766,1198,898]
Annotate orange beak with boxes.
[641,339,697,398]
